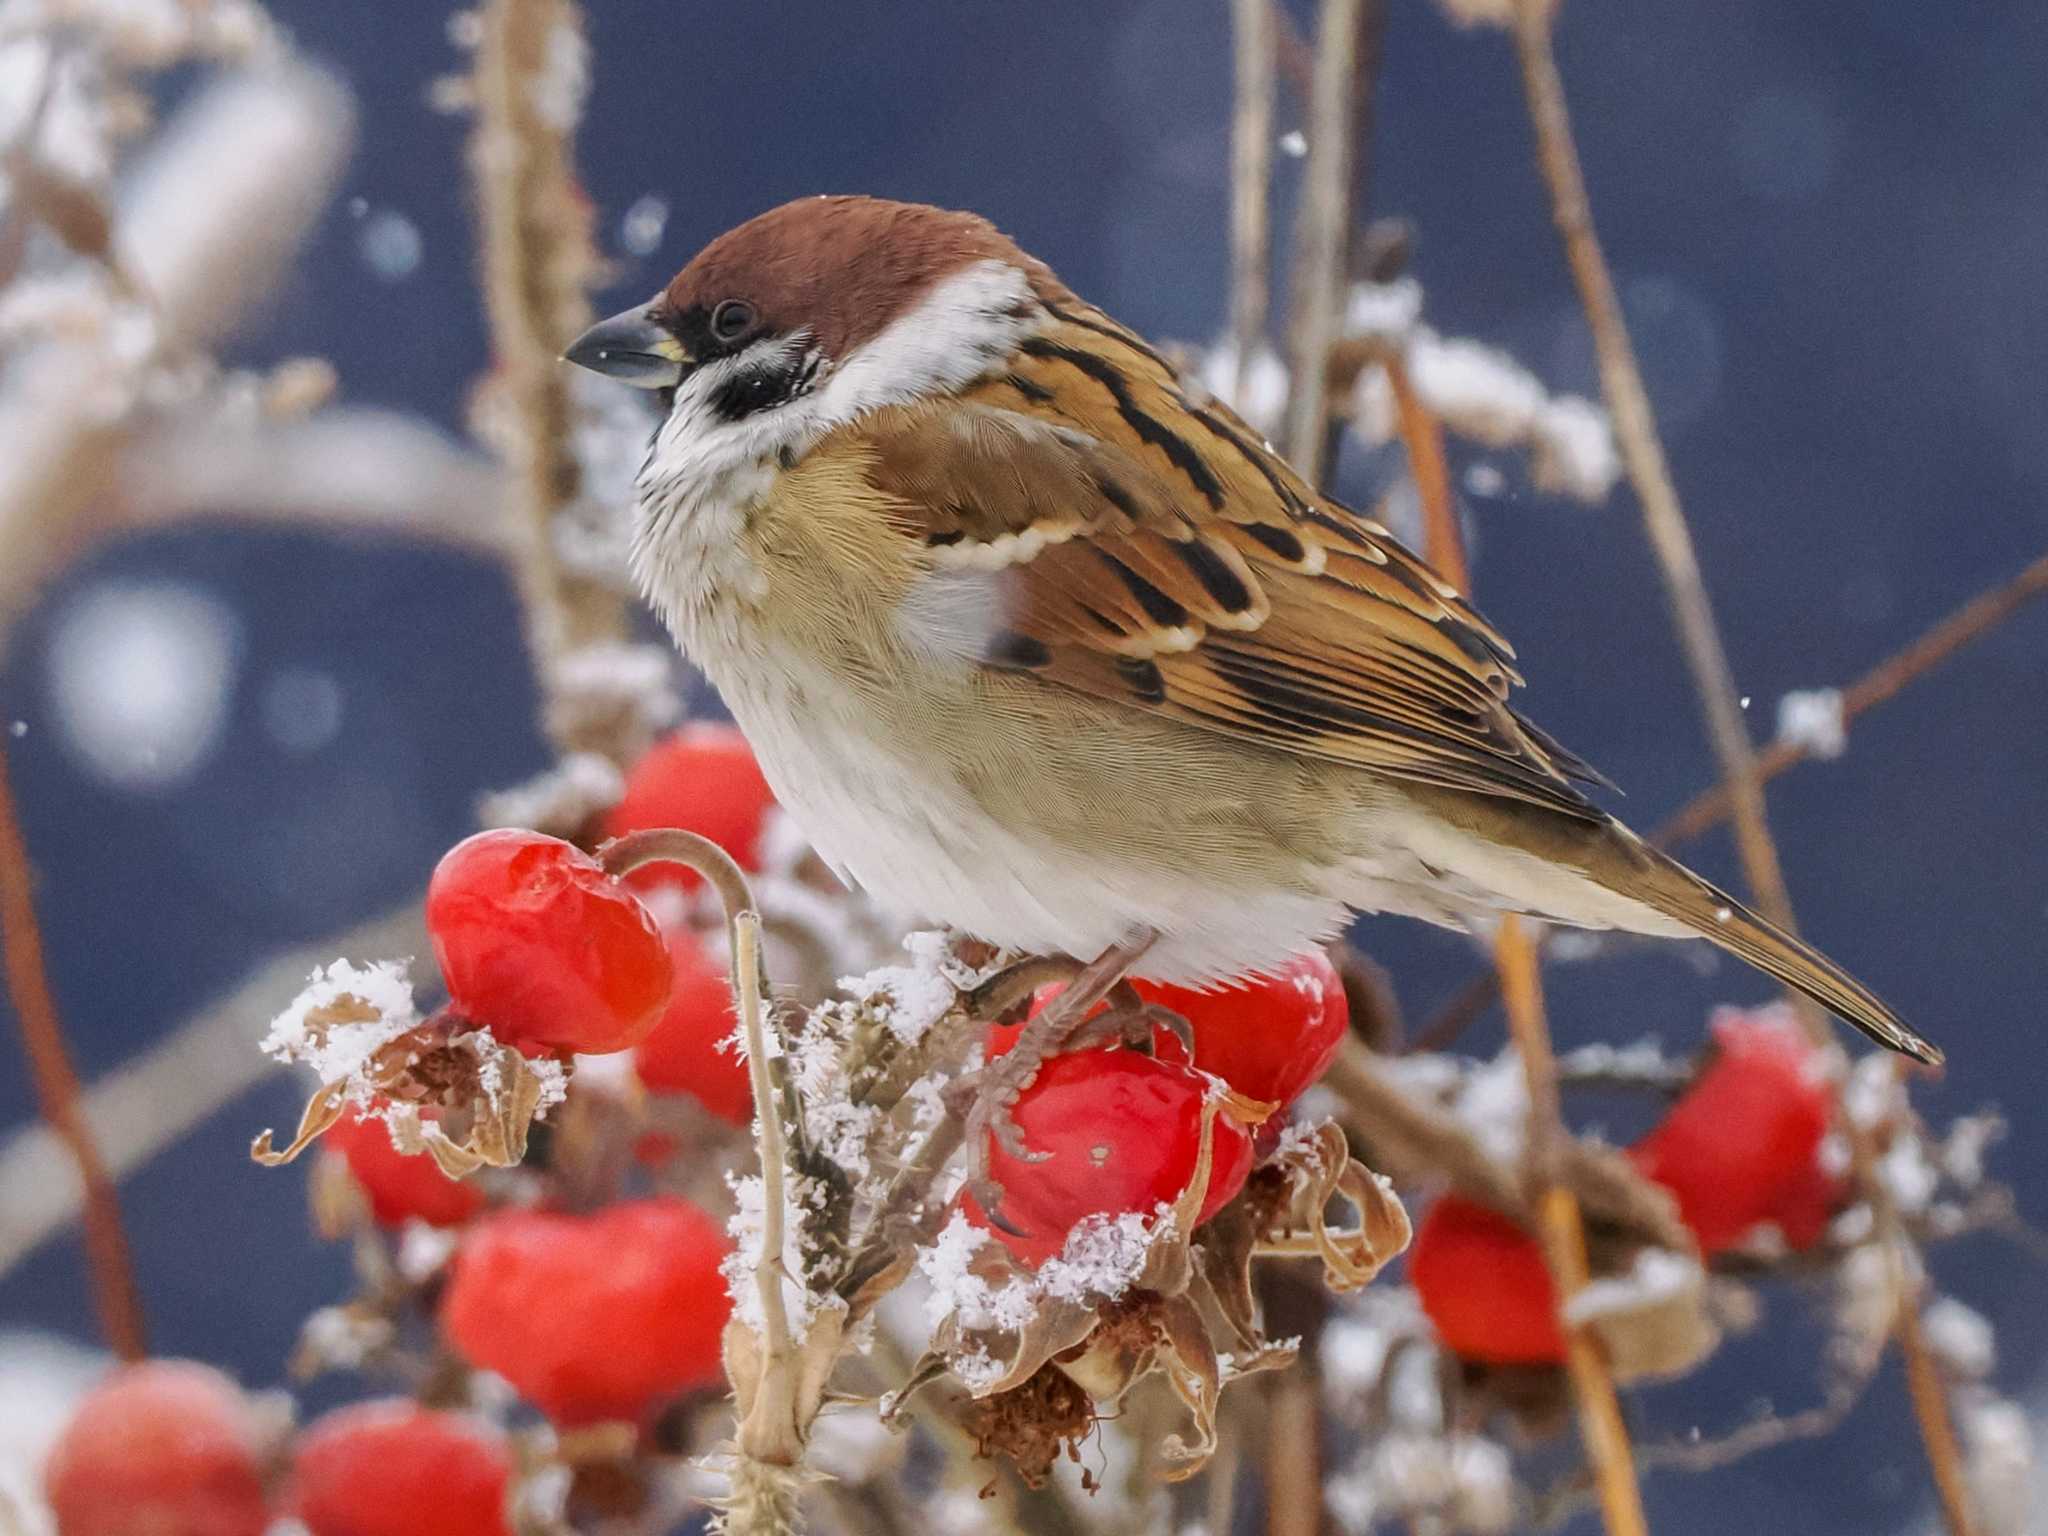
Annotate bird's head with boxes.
[566,196,1054,444]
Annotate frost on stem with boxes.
[250,958,567,1177]
[1343,279,1622,503]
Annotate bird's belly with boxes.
[704,648,1355,982]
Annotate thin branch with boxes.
[0,901,430,1282]
[1280,0,1376,479]
[1508,0,1792,930]
[1413,546,2048,1050]
[1384,352,1463,590]
[1656,548,2048,845]
[1264,1369,1322,1536]
[0,68,352,658]
[469,0,626,749]
[1498,918,1649,1536]
[0,744,145,1360]
[1508,8,1977,1528]
[731,908,801,1463]
[1229,0,1277,403]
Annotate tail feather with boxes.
[1604,833,1943,1066]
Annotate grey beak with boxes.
[563,308,690,388]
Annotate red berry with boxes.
[441,1197,731,1425]
[1410,1196,1565,1366]
[321,1107,485,1229]
[44,1361,271,1536]
[603,725,778,892]
[996,951,1348,1113]
[288,1400,511,1536]
[970,1050,1254,1266]
[426,829,672,1056]
[632,926,749,1122]
[1630,1007,1835,1253]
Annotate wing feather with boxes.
[850,304,1602,821]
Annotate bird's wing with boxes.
[853,302,1605,823]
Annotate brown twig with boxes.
[1385,353,1462,590]
[1498,918,1649,1536]
[1280,0,1377,480]
[1264,1370,1322,1536]
[1229,0,1277,406]
[1656,549,2048,845]
[0,744,146,1360]
[1507,7,1977,1528]
[469,0,625,748]
[1396,308,1647,1531]
[1413,547,2048,1050]
[1507,0,1791,932]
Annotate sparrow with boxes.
[565,195,1939,1078]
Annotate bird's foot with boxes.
[947,934,1157,1224]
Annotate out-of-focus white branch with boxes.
[0,899,429,1279]
[121,407,513,555]
[0,64,354,649]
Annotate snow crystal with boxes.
[1451,1050,1530,1169]
[46,579,241,791]
[619,192,670,257]
[722,1171,838,1334]
[1960,1394,2034,1536]
[837,931,966,1046]
[1530,395,1621,501]
[1923,1296,1996,1382]
[260,960,420,1087]
[1939,1112,2002,1189]
[1035,1207,1168,1305]
[1197,340,1290,437]
[396,1223,461,1283]
[1878,1132,1940,1214]
[1775,687,1848,760]
[1408,335,1546,447]
[1344,278,1424,344]
[1332,1432,1515,1535]
[474,751,623,834]
[1464,462,1507,498]
[528,15,590,131]
[355,208,422,282]
[1565,1247,1702,1327]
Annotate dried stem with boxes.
[0,744,146,1360]
[1508,7,1976,1527]
[1656,548,2048,845]
[1508,0,1790,928]
[469,0,625,744]
[1384,352,1463,590]
[1264,1370,1322,1536]
[1281,0,1377,479]
[1498,918,1648,1536]
[1397,327,1647,1531]
[1229,0,1277,402]
[731,907,802,1463]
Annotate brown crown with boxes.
[659,196,1059,361]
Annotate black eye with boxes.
[711,299,756,343]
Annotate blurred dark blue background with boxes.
[3,1,2044,1529]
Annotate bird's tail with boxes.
[1583,824,1942,1066]
[1399,791,1942,1065]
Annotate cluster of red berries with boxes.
[43,730,779,1535]
[971,951,1353,1264]
[1412,1008,1842,1365]
[42,1362,511,1536]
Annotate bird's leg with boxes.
[950,931,1157,1220]
[1061,980,1193,1058]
